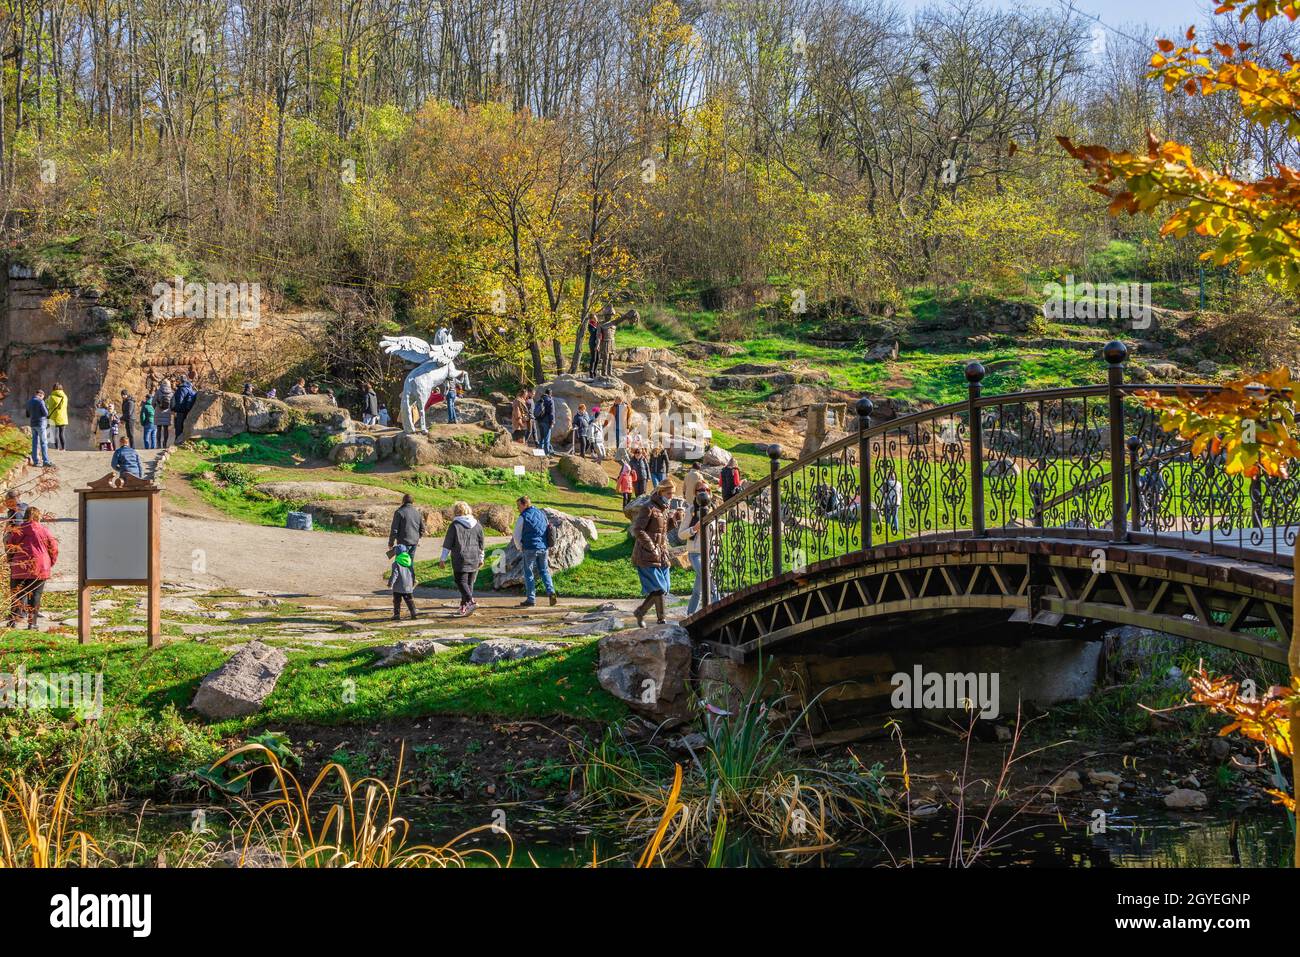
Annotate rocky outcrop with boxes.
[492,507,596,589]
[539,362,712,459]
[596,623,694,727]
[302,500,447,538]
[392,428,535,470]
[190,641,288,719]
[186,390,347,441]
[254,481,400,501]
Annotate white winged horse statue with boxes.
[380,328,470,433]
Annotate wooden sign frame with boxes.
[77,472,161,647]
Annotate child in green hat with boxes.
[389,545,417,620]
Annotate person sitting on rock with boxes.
[110,436,142,480]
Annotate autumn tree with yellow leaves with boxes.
[1061,0,1300,863]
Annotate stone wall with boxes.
[1,262,331,448]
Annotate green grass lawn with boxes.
[0,628,624,734]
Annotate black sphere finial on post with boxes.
[1103,340,1129,366]
[856,397,874,552]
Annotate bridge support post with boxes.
[768,444,783,577]
[698,490,712,611]
[856,398,874,550]
[1104,341,1129,541]
[1126,435,1142,532]
[966,362,986,536]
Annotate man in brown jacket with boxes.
[511,390,531,442]
[630,480,679,627]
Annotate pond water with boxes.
[91,799,1292,868]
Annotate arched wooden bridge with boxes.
[685,343,1295,665]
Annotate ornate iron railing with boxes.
[699,342,1300,609]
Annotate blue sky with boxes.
[894,0,1214,35]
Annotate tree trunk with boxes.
[1292,544,1299,867]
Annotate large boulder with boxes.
[556,453,609,489]
[597,623,694,727]
[469,637,567,664]
[190,641,288,719]
[540,375,630,442]
[371,638,452,668]
[473,503,517,533]
[429,396,499,427]
[492,507,594,589]
[330,434,378,464]
[187,390,345,441]
[245,396,294,433]
[185,391,249,439]
[393,428,535,470]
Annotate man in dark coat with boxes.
[120,390,137,448]
[388,493,425,558]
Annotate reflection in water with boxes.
[89,802,1292,868]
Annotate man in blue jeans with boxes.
[26,390,52,467]
[511,495,557,607]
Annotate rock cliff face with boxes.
[1,262,330,447]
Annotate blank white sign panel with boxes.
[85,497,149,581]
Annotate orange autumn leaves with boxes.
[1187,665,1296,810]
[1136,367,1300,478]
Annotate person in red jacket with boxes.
[6,506,57,629]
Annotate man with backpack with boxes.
[533,388,555,456]
[511,495,557,607]
[172,376,197,442]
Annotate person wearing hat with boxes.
[630,479,678,627]
[388,544,418,620]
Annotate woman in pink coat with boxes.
[6,506,57,629]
